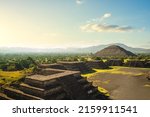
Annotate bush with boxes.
[0,64,7,71]
[15,62,24,70]
[95,57,102,60]
[19,59,32,68]
[7,65,16,71]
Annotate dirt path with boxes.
[88,67,150,100]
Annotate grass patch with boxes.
[0,68,34,85]
[102,59,107,62]
[94,66,147,76]
[82,66,148,78]
[124,59,130,63]
[81,71,96,78]
[98,87,110,97]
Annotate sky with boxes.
[0,0,150,49]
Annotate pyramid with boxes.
[95,45,136,57]
[0,68,109,100]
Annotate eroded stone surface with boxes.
[0,66,108,100]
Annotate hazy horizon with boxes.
[0,0,150,49]
[0,43,150,49]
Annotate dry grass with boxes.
[81,66,149,79]
[0,68,34,85]
[94,66,147,76]
[98,87,110,97]
[102,59,107,62]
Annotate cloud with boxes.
[86,13,112,23]
[100,13,112,22]
[80,23,134,32]
[76,0,83,4]
[103,13,111,18]
[80,13,135,33]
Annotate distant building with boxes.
[95,45,136,58]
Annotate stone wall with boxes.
[58,61,92,73]
[124,60,145,68]
[85,60,108,69]
[39,63,66,70]
[106,59,123,66]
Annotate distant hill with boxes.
[0,43,150,54]
[95,45,136,57]
[80,43,150,54]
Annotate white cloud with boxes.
[76,0,83,5]
[86,13,112,23]
[80,23,133,32]
[80,13,135,33]
[103,13,111,18]
[100,13,112,22]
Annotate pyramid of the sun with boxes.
[95,45,136,57]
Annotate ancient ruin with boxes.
[124,60,145,68]
[85,60,109,69]
[106,59,123,66]
[39,63,66,70]
[58,61,92,73]
[145,61,150,68]
[0,68,108,100]
[95,45,136,57]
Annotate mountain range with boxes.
[0,43,150,54]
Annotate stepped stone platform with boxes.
[58,61,92,73]
[124,60,145,68]
[0,92,13,100]
[145,61,150,68]
[106,59,123,66]
[0,68,108,100]
[39,63,66,70]
[85,60,109,69]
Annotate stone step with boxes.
[24,71,80,88]
[77,78,88,85]
[24,78,59,89]
[3,87,42,100]
[83,82,93,90]
[0,92,13,100]
[19,83,64,98]
[64,67,79,71]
